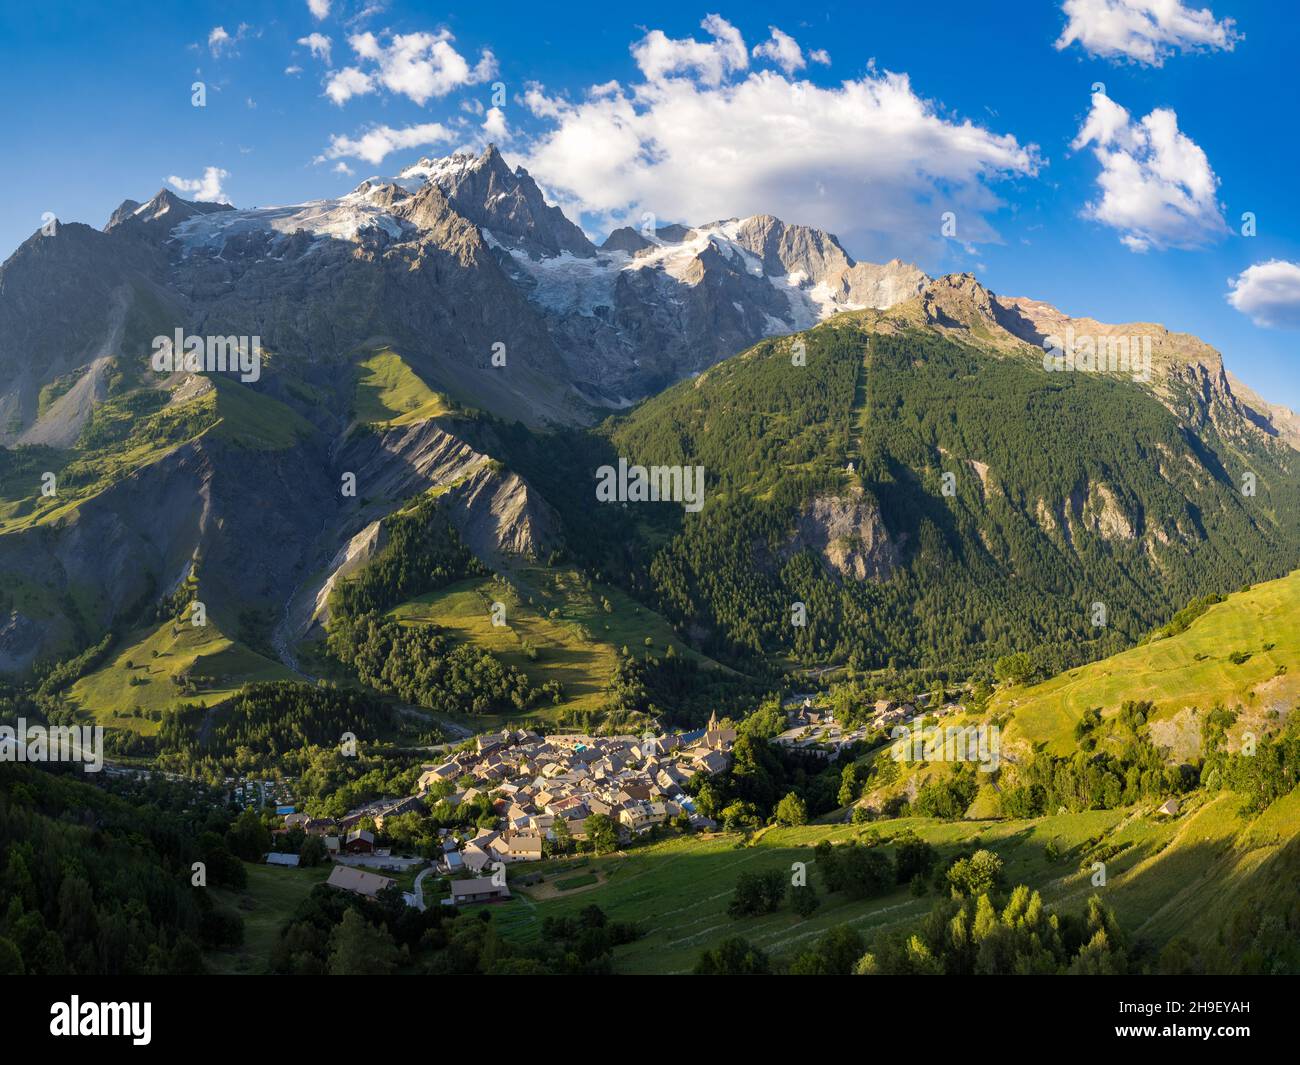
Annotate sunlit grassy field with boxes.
[69,617,292,731]
[390,566,726,723]
[492,784,1299,973]
[209,374,314,449]
[995,570,1300,754]
[494,809,1152,973]
[353,348,448,427]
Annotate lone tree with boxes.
[774,791,809,827]
[994,652,1034,685]
[790,881,821,919]
[585,813,618,856]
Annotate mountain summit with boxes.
[401,144,596,260]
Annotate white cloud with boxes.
[207,22,252,58]
[285,65,303,75]
[308,0,331,20]
[1055,0,1242,66]
[752,27,806,75]
[318,122,455,165]
[1070,90,1227,251]
[167,167,230,203]
[1227,261,1300,328]
[482,106,510,142]
[809,48,831,66]
[523,83,565,120]
[348,3,386,24]
[298,32,333,63]
[517,22,1038,260]
[333,161,355,176]
[208,26,232,56]
[325,66,376,105]
[632,14,748,86]
[328,30,496,107]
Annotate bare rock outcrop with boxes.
[784,487,899,581]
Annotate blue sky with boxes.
[2,0,1297,405]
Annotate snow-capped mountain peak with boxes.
[75,145,929,411]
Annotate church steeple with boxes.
[707,710,718,733]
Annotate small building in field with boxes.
[264,852,300,867]
[326,865,395,899]
[446,877,511,906]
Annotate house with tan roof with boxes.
[490,831,543,862]
[326,865,395,899]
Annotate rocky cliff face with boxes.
[266,413,559,645]
[784,487,900,582]
[0,428,335,672]
[731,215,928,309]
[336,416,559,565]
[486,209,931,404]
[306,521,387,635]
[1226,372,1300,453]
[0,222,177,442]
[1,398,562,670]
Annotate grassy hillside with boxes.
[0,371,311,538]
[0,387,218,534]
[495,786,1300,973]
[996,570,1300,757]
[389,566,727,725]
[353,347,448,427]
[206,862,332,975]
[1104,790,1298,950]
[69,616,293,732]
[209,374,314,450]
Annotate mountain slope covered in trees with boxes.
[509,292,1300,687]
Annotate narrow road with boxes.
[413,865,435,911]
